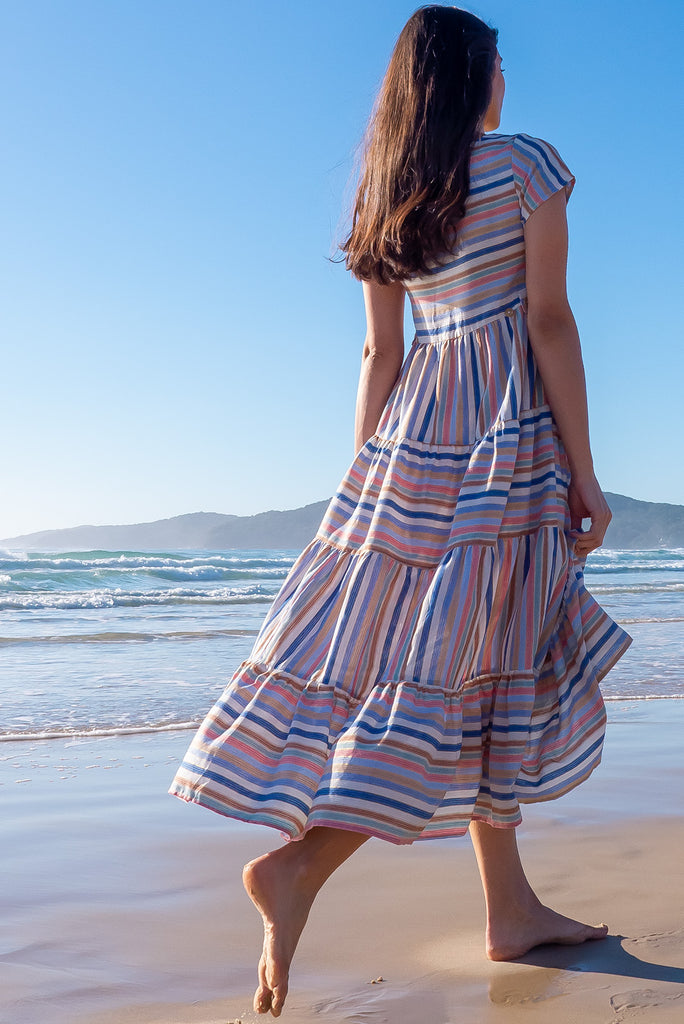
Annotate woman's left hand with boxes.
[568,471,612,559]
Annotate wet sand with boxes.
[2,700,683,1024]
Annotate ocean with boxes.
[0,547,682,743]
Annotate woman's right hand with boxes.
[567,471,612,558]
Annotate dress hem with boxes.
[168,783,523,846]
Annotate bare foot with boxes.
[242,847,316,1017]
[487,900,609,961]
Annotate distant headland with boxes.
[2,493,683,552]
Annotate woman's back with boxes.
[406,133,575,339]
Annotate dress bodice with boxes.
[405,134,575,341]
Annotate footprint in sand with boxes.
[488,966,568,1006]
[609,931,684,1022]
[610,987,684,1021]
[622,929,684,968]
[314,980,447,1022]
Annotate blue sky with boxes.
[1,0,682,539]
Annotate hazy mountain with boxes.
[602,493,684,549]
[0,502,330,552]
[1,493,682,552]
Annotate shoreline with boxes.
[3,692,684,747]
[3,701,684,1024]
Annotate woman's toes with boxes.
[254,954,273,1014]
[253,991,271,1014]
[254,986,272,1014]
[271,980,288,1017]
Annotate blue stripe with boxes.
[318,784,434,821]
[180,761,312,815]
[516,733,603,790]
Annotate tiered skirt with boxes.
[170,307,632,844]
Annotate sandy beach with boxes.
[3,700,683,1024]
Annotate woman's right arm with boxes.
[354,279,405,454]
[524,189,611,556]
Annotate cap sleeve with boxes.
[512,135,575,222]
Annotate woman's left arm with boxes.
[354,280,405,453]
[524,189,611,555]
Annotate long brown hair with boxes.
[341,6,498,283]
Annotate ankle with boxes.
[270,840,326,897]
[486,887,541,926]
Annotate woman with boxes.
[170,5,632,1016]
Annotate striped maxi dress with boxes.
[170,133,632,845]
